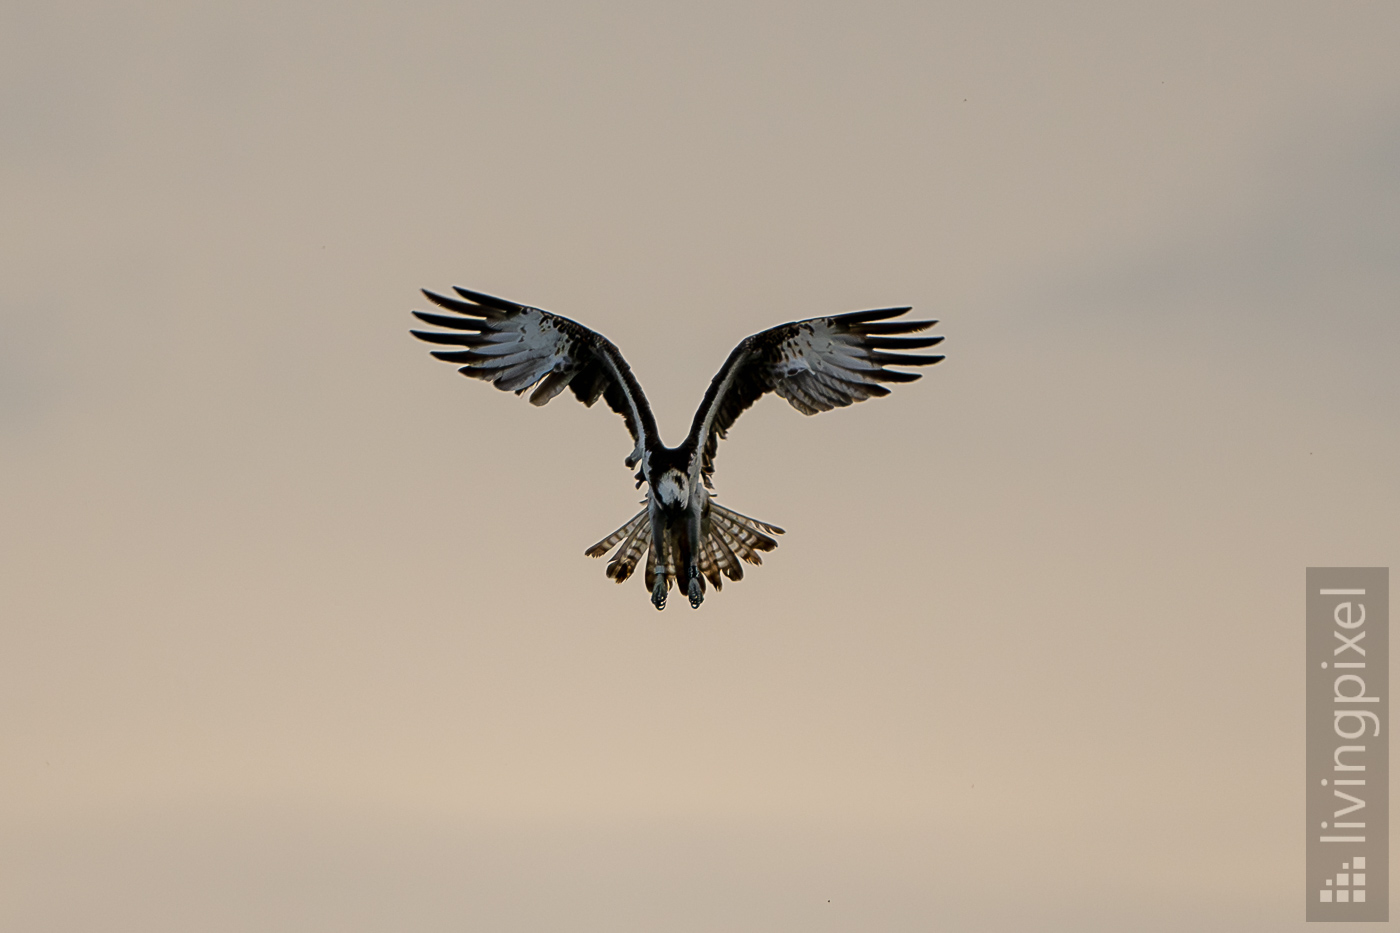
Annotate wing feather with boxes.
[850,320,938,335]
[412,287,658,460]
[685,307,942,486]
[409,329,491,346]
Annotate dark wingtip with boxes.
[430,349,484,364]
[870,351,946,367]
[411,309,490,331]
[856,320,937,335]
[421,288,463,309]
[452,286,522,312]
[423,288,506,319]
[410,329,485,346]
[871,369,924,383]
[834,306,914,325]
[865,335,944,350]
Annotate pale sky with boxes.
[3,2,1398,930]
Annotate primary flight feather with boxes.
[411,286,944,610]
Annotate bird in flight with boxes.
[411,287,943,610]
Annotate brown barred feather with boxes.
[698,538,724,589]
[715,523,763,566]
[585,511,642,557]
[585,500,784,598]
[609,517,651,582]
[711,502,783,543]
[707,525,744,581]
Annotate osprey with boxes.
[412,287,943,610]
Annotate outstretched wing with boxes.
[685,307,943,486]
[411,287,659,466]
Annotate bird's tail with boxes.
[693,503,784,592]
[585,507,651,583]
[585,503,784,594]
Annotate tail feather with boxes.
[715,523,762,567]
[585,508,646,558]
[586,508,650,583]
[608,515,651,582]
[709,503,781,561]
[697,536,725,590]
[709,528,743,581]
[711,503,785,537]
[586,500,785,600]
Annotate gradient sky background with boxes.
[3,2,1398,930]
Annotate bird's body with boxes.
[412,286,943,609]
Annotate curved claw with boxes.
[651,575,667,611]
[688,575,704,609]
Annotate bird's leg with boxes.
[648,501,668,611]
[687,567,703,609]
[652,569,667,610]
[686,502,704,609]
